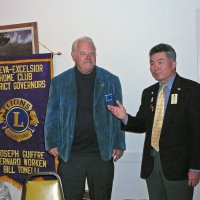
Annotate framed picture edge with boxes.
[0,22,39,54]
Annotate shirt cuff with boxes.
[122,114,128,125]
[190,169,200,172]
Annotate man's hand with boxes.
[107,100,127,121]
[188,171,200,187]
[112,149,123,162]
[48,147,59,157]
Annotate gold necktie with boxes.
[151,84,166,151]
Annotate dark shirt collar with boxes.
[75,66,96,79]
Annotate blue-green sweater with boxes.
[44,66,126,162]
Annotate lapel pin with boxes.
[171,93,178,104]
[150,105,154,112]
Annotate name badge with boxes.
[171,94,178,104]
[105,93,116,105]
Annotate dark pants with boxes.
[146,150,193,200]
[58,154,114,200]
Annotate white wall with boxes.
[1,0,200,152]
[1,1,200,199]
[196,9,200,80]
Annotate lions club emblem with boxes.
[0,98,39,142]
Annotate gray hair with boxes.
[149,43,176,62]
[71,36,96,53]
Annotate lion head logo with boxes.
[0,98,39,142]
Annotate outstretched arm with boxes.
[107,100,128,121]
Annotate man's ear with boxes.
[172,61,177,70]
[71,52,75,61]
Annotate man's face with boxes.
[150,52,176,83]
[71,40,96,74]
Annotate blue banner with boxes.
[0,53,55,186]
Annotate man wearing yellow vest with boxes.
[108,43,200,200]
